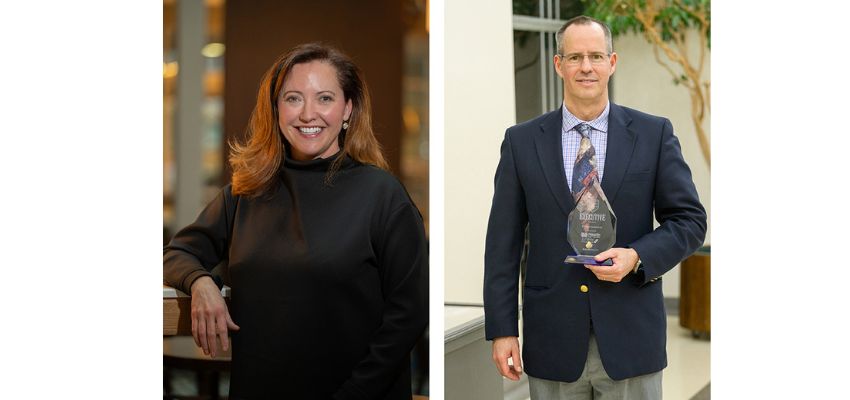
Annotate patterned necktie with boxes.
[571,123,600,201]
[566,123,616,265]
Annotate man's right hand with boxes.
[492,336,523,380]
[190,276,240,357]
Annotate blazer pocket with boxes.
[623,171,653,182]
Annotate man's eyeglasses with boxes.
[558,52,610,66]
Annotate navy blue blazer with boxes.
[483,103,707,382]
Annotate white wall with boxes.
[612,30,711,297]
[444,0,516,304]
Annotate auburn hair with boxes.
[229,43,388,197]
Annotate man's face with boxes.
[555,23,617,108]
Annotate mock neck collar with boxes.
[283,151,357,172]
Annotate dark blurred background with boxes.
[163,1,430,397]
[164,0,429,242]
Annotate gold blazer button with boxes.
[580,285,589,293]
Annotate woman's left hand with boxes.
[190,276,240,357]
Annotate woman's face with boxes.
[278,61,352,161]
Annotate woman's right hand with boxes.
[190,276,240,357]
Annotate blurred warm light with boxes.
[202,43,225,58]
[163,61,179,78]
[204,71,224,96]
[403,107,421,133]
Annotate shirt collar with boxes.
[561,101,610,134]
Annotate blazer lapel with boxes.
[600,103,636,203]
[534,109,575,218]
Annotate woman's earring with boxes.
[342,120,349,130]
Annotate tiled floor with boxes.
[664,315,711,400]
[511,315,711,400]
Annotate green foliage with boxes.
[582,0,710,49]
[583,0,643,36]
[580,0,712,167]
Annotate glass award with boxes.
[564,182,616,266]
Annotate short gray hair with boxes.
[555,15,613,55]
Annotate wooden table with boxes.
[163,285,230,336]
[679,248,710,338]
[163,286,232,398]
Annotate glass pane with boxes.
[514,30,542,123]
[401,31,430,234]
[513,0,541,17]
[163,0,226,244]
[163,0,177,243]
[203,0,226,200]
[558,0,584,21]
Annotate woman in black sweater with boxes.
[164,43,428,399]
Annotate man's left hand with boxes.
[584,248,639,283]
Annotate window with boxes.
[512,0,585,122]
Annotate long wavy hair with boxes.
[229,43,388,197]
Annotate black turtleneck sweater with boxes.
[164,154,428,400]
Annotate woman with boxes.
[164,43,428,399]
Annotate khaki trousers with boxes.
[528,334,663,400]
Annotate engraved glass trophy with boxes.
[564,183,616,266]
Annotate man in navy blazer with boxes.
[483,16,706,398]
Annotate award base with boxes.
[564,255,613,266]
